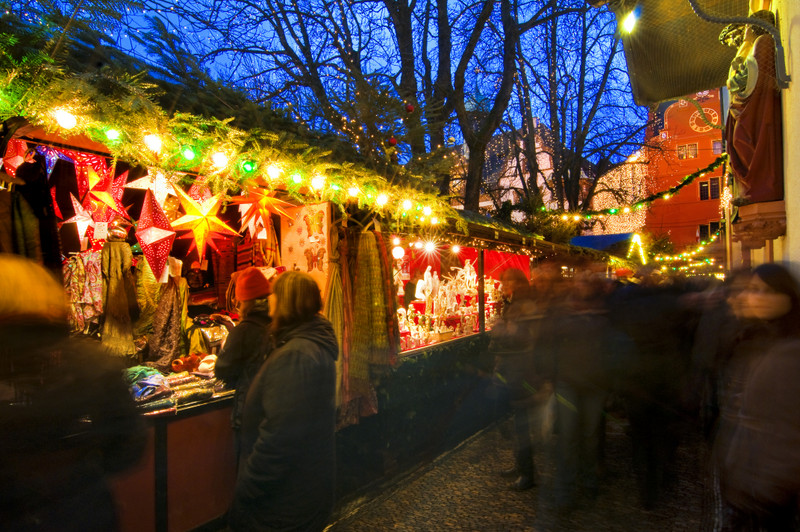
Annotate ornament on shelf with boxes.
[171,185,239,261]
[135,189,176,279]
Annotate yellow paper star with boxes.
[229,184,293,237]
[171,185,239,261]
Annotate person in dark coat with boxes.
[214,266,273,463]
[715,262,800,531]
[228,271,338,532]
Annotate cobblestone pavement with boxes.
[327,416,714,532]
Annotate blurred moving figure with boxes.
[542,273,632,511]
[715,263,800,531]
[490,268,544,491]
[228,271,338,532]
[0,253,145,531]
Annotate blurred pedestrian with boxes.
[0,253,145,531]
[715,262,800,531]
[228,271,338,532]
[214,266,273,466]
[491,267,546,491]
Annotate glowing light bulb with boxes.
[402,199,412,210]
[105,129,121,141]
[623,207,631,213]
[424,241,436,253]
[267,164,282,180]
[53,109,76,129]
[622,10,637,33]
[182,146,197,161]
[431,217,439,225]
[376,193,388,206]
[452,245,461,254]
[422,206,432,216]
[392,246,405,259]
[311,174,326,190]
[414,241,423,249]
[143,134,162,153]
[211,152,228,169]
[348,186,360,197]
[291,173,303,184]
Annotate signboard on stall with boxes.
[280,202,330,292]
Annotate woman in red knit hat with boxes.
[215,266,273,465]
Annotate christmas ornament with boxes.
[171,185,239,261]
[125,170,176,206]
[405,103,415,113]
[388,137,397,146]
[188,175,213,202]
[62,193,94,239]
[230,181,293,238]
[2,139,33,178]
[35,146,73,180]
[135,189,176,279]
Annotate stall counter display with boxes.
[396,258,505,351]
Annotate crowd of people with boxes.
[490,262,800,531]
[5,247,800,531]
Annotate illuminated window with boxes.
[678,143,698,160]
[712,140,723,154]
[700,181,709,200]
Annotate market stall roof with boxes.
[602,0,747,105]
[570,232,634,251]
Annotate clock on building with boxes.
[689,108,719,133]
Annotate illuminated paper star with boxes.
[62,193,94,239]
[35,146,73,180]
[91,170,131,223]
[135,189,176,279]
[230,185,293,238]
[171,185,239,261]
[2,139,33,178]
[125,170,176,205]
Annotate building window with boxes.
[700,177,720,201]
[712,140,723,154]
[698,224,710,241]
[710,177,720,199]
[700,181,709,200]
[677,143,698,160]
[710,221,720,234]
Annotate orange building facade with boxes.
[644,90,727,250]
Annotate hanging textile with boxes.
[63,250,103,334]
[101,241,138,359]
[323,226,359,428]
[133,258,162,339]
[146,276,190,372]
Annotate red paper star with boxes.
[136,189,176,279]
[171,185,239,261]
[2,139,33,178]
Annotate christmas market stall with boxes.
[0,27,597,530]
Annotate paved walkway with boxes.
[327,415,713,531]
